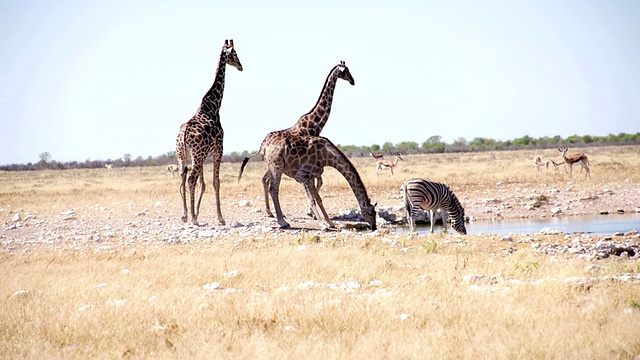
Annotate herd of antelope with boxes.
[534,147,591,178]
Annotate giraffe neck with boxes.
[323,143,372,211]
[290,65,341,136]
[199,50,228,117]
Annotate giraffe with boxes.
[238,134,376,231]
[240,61,355,217]
[176,39,243,226]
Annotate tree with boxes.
[421,135,445,153]
[123,153,132,165]
[382,142,395,153]
[38,152,51,164]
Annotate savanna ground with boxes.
[1,145,639,359]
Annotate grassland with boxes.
[1,145,639,359]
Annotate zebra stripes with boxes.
[402,178,467,234]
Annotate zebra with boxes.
[401,178,467,234]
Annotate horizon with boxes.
[1,1,639,165]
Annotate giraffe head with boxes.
[336,61,355,85]
[361,201,377,231]
[223,39,243,72]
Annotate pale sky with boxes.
[1,0,639,165]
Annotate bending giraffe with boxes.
[239,134,376,230]
[240,61,355,217]
[176,39,243,226]
[558,147,590,178]
[375,153,403,175]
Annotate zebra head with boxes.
[450,211,467,235]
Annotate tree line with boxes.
[2,132,639,171]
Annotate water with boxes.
[396,213,640,235]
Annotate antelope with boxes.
[375,153,403,175]
[534,156,544,171]
[546,159,567,172]
[166,164,179,177]
[558,147,590,178]
[369,151,384,160]
[105,163,113,171]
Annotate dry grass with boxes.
[1,145,640,359]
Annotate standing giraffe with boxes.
[239,134,376,230]
[240,61,355,217]
[176,39,243,226]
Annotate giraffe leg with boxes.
[304,182,334,229]
[179,166,189,223]
[195,168,205,218]
[188,163,202,226]
[268,173,290,228]
[262,171,274,217]
[306,176,324,219]
[390,167,394,176]
[212,156,225,226]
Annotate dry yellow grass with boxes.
[1,145,640,359]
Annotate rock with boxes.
[539,227,562,235]
[11,213,20,222]
[550,207,562,215]
[11,290,30,299]
[377,209,397,222]
[599,210,609,215]
[500,236,513,242]
[369,280,384,286]
[239,200,251,207]
[223,270,240,278]
[202,282,223,291]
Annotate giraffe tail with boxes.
[238,149,262,182]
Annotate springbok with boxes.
[105,163,113,171]
[165,164,179,177]
[369,151,384,160]
[546,159,566,172]
[375,153,403,175]
[558,147,590,178]
[534,156,544,171]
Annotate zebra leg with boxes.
[429,209,435,233]
[441,210,450,233]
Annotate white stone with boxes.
[223,270,240,278]
[369,280,384,286]
[11,213,20,222]
[11,290,30,298]
[550,207,563,215]
[539,227,562,235]
[400,313,410,321]
[239,200,251,207]
[202,282,223,291]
